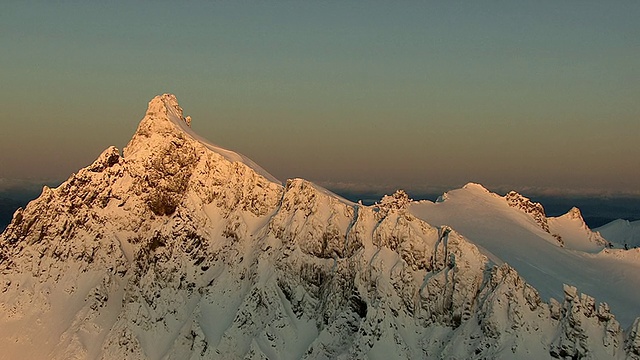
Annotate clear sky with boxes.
[1,1,639,196]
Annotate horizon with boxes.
[1,175,638,232]
[1,2,639,197]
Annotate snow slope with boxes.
[1,95,639,359]
[410,183,640,327]
[597,219,640,249]
[548,207,608,253]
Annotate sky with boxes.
[1,1,639,197]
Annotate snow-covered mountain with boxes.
[597,219,640,250]
[410,184,639,327]
[1,94,639,359]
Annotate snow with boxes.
[159,94,282,185]
[410,184,640,327]
[597,219,640,249]
[548,207,608,253]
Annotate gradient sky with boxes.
[1,1,639,196]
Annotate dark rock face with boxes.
[505,191,550,232]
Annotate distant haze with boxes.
[1,2,639,195]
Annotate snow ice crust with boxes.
[1,94,639,359]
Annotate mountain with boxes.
[1,94,639,359]
[410,184,640,327]
[597,219,640,250]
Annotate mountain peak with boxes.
[564,206,583,221]
[124,94,281,185]
[123,94,188,161]
[462,182,490,192]
[145,93,190,126]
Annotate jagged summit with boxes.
[146,93,189,125]
[146,93,191,126]
[563,206,583,220]
[125,93,280,184]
